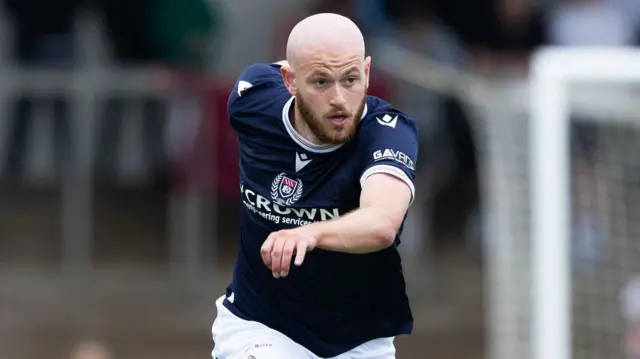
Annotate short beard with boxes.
[296,93,367,144]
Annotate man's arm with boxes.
[303,173,411,254]
[261,173,411,278]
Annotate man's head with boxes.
[281,13,370,144]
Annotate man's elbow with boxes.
[378,227,397,248]
[375,212,402,248]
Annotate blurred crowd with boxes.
[7,0,640,71]
[3,0,219,68]
[3,0,640,253]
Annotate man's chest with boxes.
[239,142,362,227]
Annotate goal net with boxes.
[488,49,640,359]
[374,43,640,359]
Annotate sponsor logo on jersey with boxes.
[271,173,303,206]
[376,114,398,128]
[237,80,252,96]
[295,152,312,172]
[373,149,415,170]
[241,183,340,226]
[253,343,273,349]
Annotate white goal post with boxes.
[531,47,640,359]
[372,41,640,359]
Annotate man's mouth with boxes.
[328,114,349,125]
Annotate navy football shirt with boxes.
[223,63,418,358]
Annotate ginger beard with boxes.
[295,91,367,144]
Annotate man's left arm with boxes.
[261,174,412,277]
[305,172,412,254]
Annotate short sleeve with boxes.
[358,112,419,202]
[228,63,283,115]
[227,63,287,136]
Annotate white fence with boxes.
[0,12,216,278]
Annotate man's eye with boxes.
[314,79,326,86]
[345,77,356,84]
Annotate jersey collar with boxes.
[281,96,368,154]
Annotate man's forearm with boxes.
[302,207,398,254]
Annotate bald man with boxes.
[212,13,418,359]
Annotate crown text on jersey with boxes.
[241,183,341,227]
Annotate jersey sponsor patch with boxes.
[373,149,415,170]
[237,80,253,96]
[295,152,312,172]
[376,114,398,128]
[241,182,340,226]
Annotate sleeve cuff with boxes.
[359,164,416,204]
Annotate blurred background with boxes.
[1,0,640,358]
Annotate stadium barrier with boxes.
[0,11,225,278]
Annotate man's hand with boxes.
[261,228,316,278]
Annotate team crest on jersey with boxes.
[271,172,303,206]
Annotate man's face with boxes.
[288,53,370,144]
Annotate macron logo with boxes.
[237,81,252,96]
[376,114,398,128]
[295,152,312,172]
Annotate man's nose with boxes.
[328,84,347,107]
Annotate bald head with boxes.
[280,13,370,146]
[286,13,365,68]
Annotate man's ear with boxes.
[364,56,371,91]
[281,64,297,96]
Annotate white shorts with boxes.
[211,295,396,359]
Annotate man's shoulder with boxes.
[228,63,291,135]
[236,63,283,88]
[230,63,287,102]
[360,96,418,132]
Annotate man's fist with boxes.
[261,229,317,278]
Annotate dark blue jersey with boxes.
[223,63,418,358]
